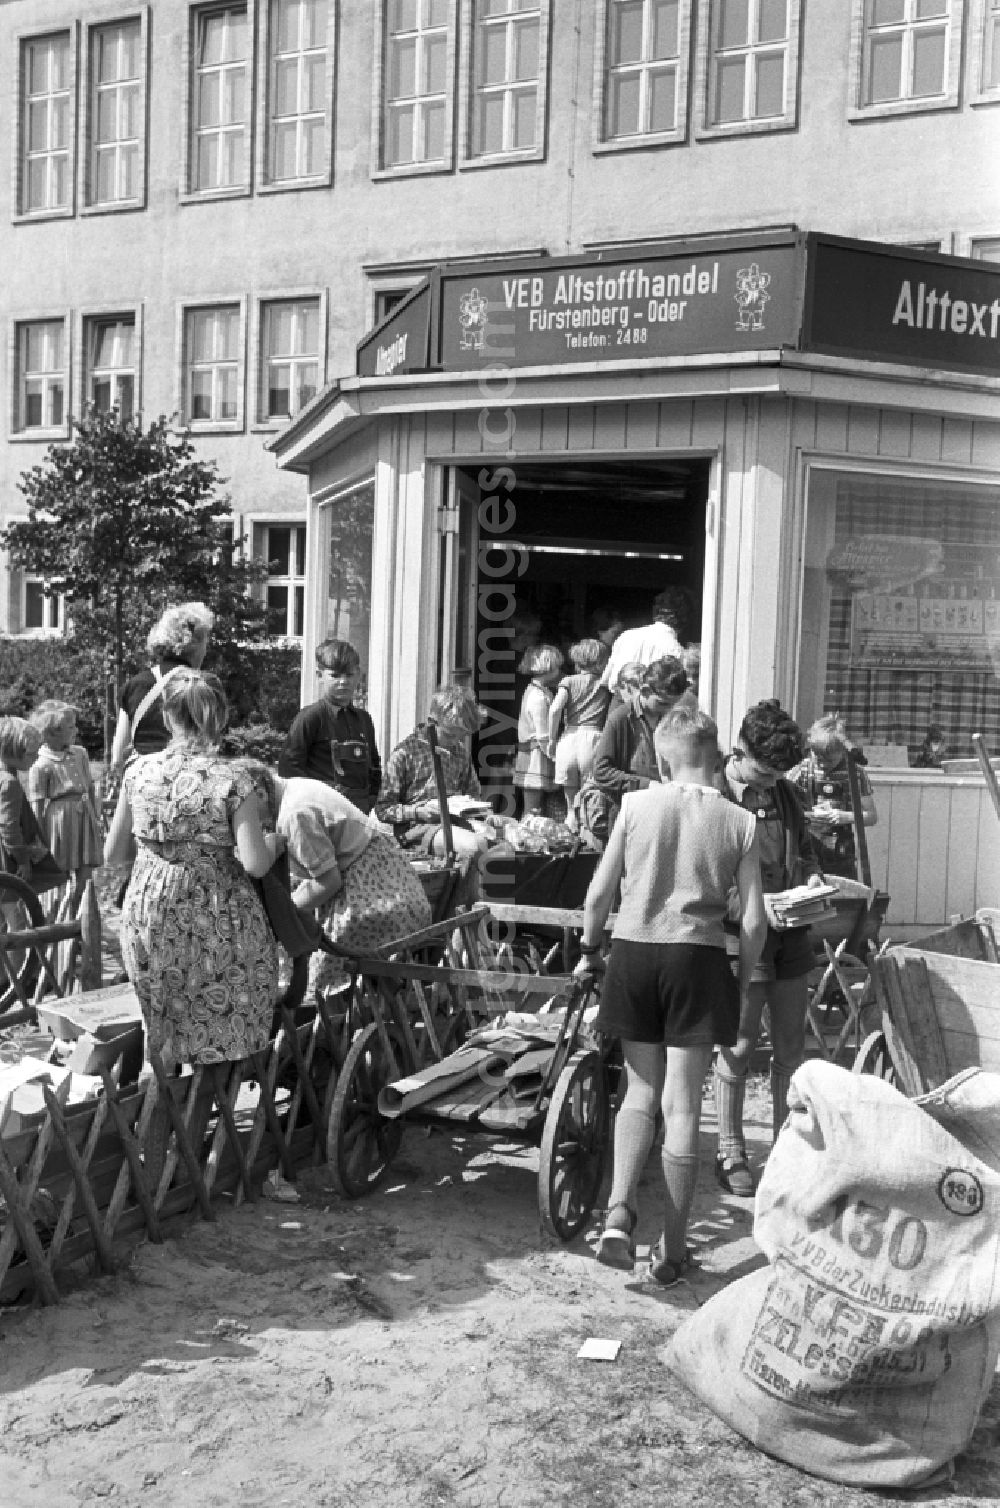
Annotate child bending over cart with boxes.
[577,705,766,1286]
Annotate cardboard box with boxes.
[36,982,143,1043]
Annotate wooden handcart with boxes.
[326,904,611,1242]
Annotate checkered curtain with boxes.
[823,478,1000,761]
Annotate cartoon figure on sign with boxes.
[735,262,771,331]
[458,287,489,352]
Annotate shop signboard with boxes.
[436,237,802,369]
[803,234,1000,376]
[356,281,433,378]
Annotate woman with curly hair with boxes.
[104,670,282,1067]
[713,700,825,1197]
[109,602,215,767]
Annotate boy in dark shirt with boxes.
[278,639,381,814]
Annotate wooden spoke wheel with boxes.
[538,1050,609,1242]
[326,1023,404,1198]
[0,873,45,1011]
[853,1028,898,1087]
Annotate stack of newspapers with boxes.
[767,882,839,928]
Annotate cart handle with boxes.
[846,747,872,890]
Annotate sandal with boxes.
[714,1152,755,1198]
[648,1237,699,1288]
[596,1203,637,1269]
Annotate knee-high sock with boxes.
[771,1061,794,1145]
[608,1107,657,1216]
[714,1062,747,1162]
[661,1150,699,1264]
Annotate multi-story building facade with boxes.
[2,0,997,639]
[2,0,999,926]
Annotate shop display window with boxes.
[325,482,375,697]
[797,468,1000,766]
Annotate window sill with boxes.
[459,148,546,172]
[694,116,797,141]
[371,160,455,181]
[80,199,147,217]
[185,420,245,435]
[256,176,332,196]
[179,185,253,205]
[9,428,71,444]
[12,206,75,226]
[970,94,1000,108]
[848,96,959,122]
[250,420,300,433]
[592,132,687,154]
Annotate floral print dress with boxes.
[121,751,278,1065]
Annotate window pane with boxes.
[651,0,679,58]
[719,0,749,49]
[220,309,240,358]
[197,134,218,189]
[754,51,784,114]
[25,385,43,428]
[427,0,450,24]
[191,372,213,418]
[27,159,47,211]
[274,0,297,52]
[96,91,117,143]
[388,104,414,162]
[390,37,417,97]
[28,100,48,151]
[118,374,134,419]
[218,368,237,419]
[52,155,67,207]
[915,0,946,16]
[268,527,292,575]
[294,585,305,638]
[268,369,290,416]
[25,583,45,630]
[298,304,319,352]
[425,33,447,91]
[224,128,246,183]
[97,31,119,84]
[51,383,64,427]
[870,34,902,101]
[392,0,418,28]
[227,10,248,58]
[871,0,905,23]
[305,52,326,110]
[295,527,307,574]
[272,119,298,176]
[226,68,246,122]
[96,148,117,202]
[92,375,112,412]
[609,72,640,134]
[120,23,139,78]
[513,18,538,79]
[612,1,644,65]
[990,25,1000,90]
[198,72,221,126]
[190,311,212,361]
[202,13,225,65]
[648,66,676,130]
[121,144,138,199]
[269,303,294,353]
[911,28,945,95]
[275,55,300,113]
[304,0,327,47]
[478,92,504,150]
[28,43,49,94]
[52,96,68,147]
[266,584,289,634]
[512,87,535,146]
[714,55,746,120]
[481,27,507,84]
[757,0,787,43]
[295,365,317,409]
[422,98,445,157]
[303,116,325,173]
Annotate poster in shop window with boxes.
[827,534,1000,672]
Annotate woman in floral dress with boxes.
[104,671,283,1067]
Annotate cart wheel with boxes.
[326,1023,404,1198]
[538,1050,609,1242]
[853,1029,897,1086]
[0,873,45,1010]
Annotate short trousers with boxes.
[595,940,740,1047]
[751,923,815,984]
[554,726,602,787]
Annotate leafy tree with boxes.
[0,408,273,747]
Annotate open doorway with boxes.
[439,456,711,811]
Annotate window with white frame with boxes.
[469,0,547,158]
[602,0,690,142]
[15,320,66,432]
[851,0,961,115]
[87,17,144,207]
[260,299,320,420]
[696,0,800,135]
[20,32,72,215]
[381,0,453,168]
[184,305,241,423]
[253,522,306,636]
[85,315,136,417]
[973,0,1000,96]
[191,6,250,192]
[266,0,331,183]
[22,578,65,634]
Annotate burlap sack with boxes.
[668,1060,1000,1488]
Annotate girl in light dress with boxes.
[28,700,102,905]
[514,644,564,816]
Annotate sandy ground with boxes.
[2,1079,1000,1508]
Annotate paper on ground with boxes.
[577,1337,621,1361]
